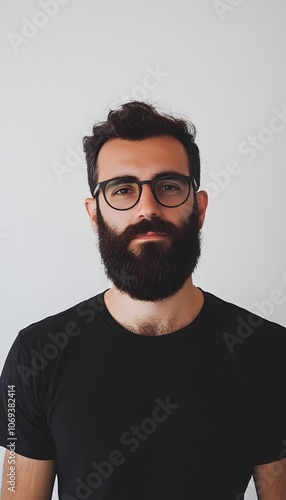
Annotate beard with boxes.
[95,198,202,302]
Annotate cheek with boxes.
[101,205,132,232]
[166,205,192,224]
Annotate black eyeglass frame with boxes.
[93,174,198,211]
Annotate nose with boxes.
[136,184,163,219]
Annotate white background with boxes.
[1,1,286,498]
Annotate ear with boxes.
[84,197,98,234]
[195,190,208,229]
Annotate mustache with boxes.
[118,212,198,244]
[118,218,177,242]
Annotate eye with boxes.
[156,181,183,193]
[161,183,180,191]
[113,186,134,196]
[110,183,138,197]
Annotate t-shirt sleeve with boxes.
[252,324,286,465]
[0,333,56,460]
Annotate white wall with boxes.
[1,1,286,498]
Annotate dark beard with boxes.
[95,199,202,302]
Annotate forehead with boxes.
[97,135,190,181]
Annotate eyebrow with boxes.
[110,170,189,182]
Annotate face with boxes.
[85,135,208,301]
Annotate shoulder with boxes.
[202,288,286,354]
[2,291,107,390]
[16,291,106,351]
[203,288,285,332]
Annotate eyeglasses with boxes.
[93,174,198,211]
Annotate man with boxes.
[0,101,286,500]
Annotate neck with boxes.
[103,278,204,336]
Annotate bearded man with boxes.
[1,101,286,500]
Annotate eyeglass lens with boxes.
[104,177,190,209]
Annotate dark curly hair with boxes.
[83,101,201,196]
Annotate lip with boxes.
[134,232,167,240]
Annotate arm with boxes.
[253,459,286,500]
[1,451,56,500]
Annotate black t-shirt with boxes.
[1,288,286,500]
